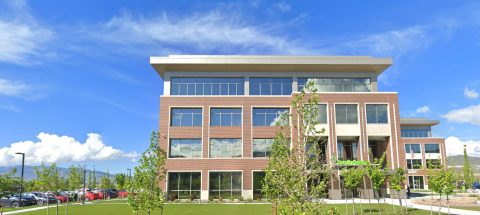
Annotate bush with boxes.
[325,207,340,215]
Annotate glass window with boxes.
[210,108,242,126]
[168,172,201,200]
[252,108,289,126]
[335,104,358,124]
[171,108,202,127]
[401,129,430,138]
[366,104,388,123]
[424,144,440,153]
[337,141,358,161]
[209,172,242,199]
[171,78,244,96]
[169,139,202,158]
[250,78,292,95]
[405,144,421,153]
[298,78,371,92]
[253,172,266,200]
[209,139,242,158]
[304,104,327,124]
[406,159,422,169]
[252,139,274,157]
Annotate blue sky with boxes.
[1,0,480,173]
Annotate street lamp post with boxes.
[82,169,86,205]
[15,153,25,207]
[127,168,131,181]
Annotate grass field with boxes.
[7,200,444,215]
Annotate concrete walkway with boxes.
[3,202,90,215]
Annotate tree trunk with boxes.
[344,184,349,215]
[352,190,355,215]
[65,197,68,215]
[56,200,59,215]
[148,209,151,215]
[430,190,433,215]
[47,198,50,215]
[447,195,450,215]
[368,188,372,214]
[376,191,382,215]
[438,194,442,215]
[391,192,397,215]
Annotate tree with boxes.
[88,169,93,189]
[100,173,113,189]
[342,167,365,215]
[443,169,456,215]
[463,145,475,189]
[263,82,331,215]
[366,152,386,215]
[67,165,83,190]
[127,131,167,215]
[115,173,127,190]
[93,166,97,189]
[0,168,18,197]
[34,163,61,191]
[388,168,406,214]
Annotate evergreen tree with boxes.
[67,165,83,190]
[88,170,93,189]
[463,145,475,189]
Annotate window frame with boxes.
[252,138,274,158]
[209,138,243,158]
[405,143,421,154]
[167,171,202,200]
[210,107,242,127]
[249,77,293,96]
[298,77,371,92]
[424,143,440,154]
[168,138,202,159]
[365,104,389,124]
[406,159,423,169]
[170,107,203,127]
[208,171,243,199]
[170,77,245,96]
[252,107,290,126]
[335,104,359,124]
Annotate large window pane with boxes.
[171,78,244,95]
[210,108,242,126]
[253,172,266,199]
[250,78,292,95]
[209,172,242,199]
[209,139,242,158]
[405,144,421,153]
[366,104,388,124]
[407,159,422,169]
[335,104,357,124]
[424,144,440,153]
[298,78,371,92]
[171,108,202,126]
[252,139,273,157]
[168,172,201,200]
[252,108,289,126]
[337,141,358,161]
[401,129,430,138]
[169,139,202,158]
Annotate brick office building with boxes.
[150,55,446,200]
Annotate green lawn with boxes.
[9,201,442,215]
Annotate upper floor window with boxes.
[171,108,202,127]
[298,78,371,92]
[169,139,202,158]
[366,104,388,124]
[209,139,242,158]
[252,108,289,126]
[401,129,430,138]
[252,139,274,157]
[405,144,421,153]
[426,159,441,169]
[250,78,292,95]
[171,78,244,96]
[407,159,422,169]
[424,144,440,153]
[335,104,358,124]
[210,108,242,126]
[337,141,358,160]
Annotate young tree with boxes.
[92,166,97,189]
[342,167,365,215]
[388,168,406,214]
[263,82,331,215]
[366,152,386,215]
[462,145,475,189]
[34,163,61,191]
[127,131,167,215]
[100,173,112,189]
[114,173,127,190]
[427,159,444,214]
[443,168,456,215]
[67,165,83,190]
[88,170,93,189]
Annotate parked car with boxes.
[12,193,37,206]
[29,192,58,205]
[0,195,20,208]
[48,193,68,203]
[118,190,128,199]
[82,191,98,201]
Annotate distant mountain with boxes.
[446,155,480,167]
[0,165,115,181]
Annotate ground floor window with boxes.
[253,172,265,200]
[337,140,358,160]
[167,172,201,200]
[408,176,424,190]
[209,172,242,199]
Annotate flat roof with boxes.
[150,55,392,78]
[400,118,440,126]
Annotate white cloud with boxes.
[464,87,479,99]
[84,9,309,55]
[416,106,430,114]
[442,104,480,125]
[0,132,138,166]
[445,136,480,157]
[0,1,53,65]
[0,78,29,96]
[276,2,291,12]
[0,104,20,112]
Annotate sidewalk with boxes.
[3,202,89,215]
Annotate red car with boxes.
[49,194,68,203]
[83,191,98,201]
[118,190,128,199]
